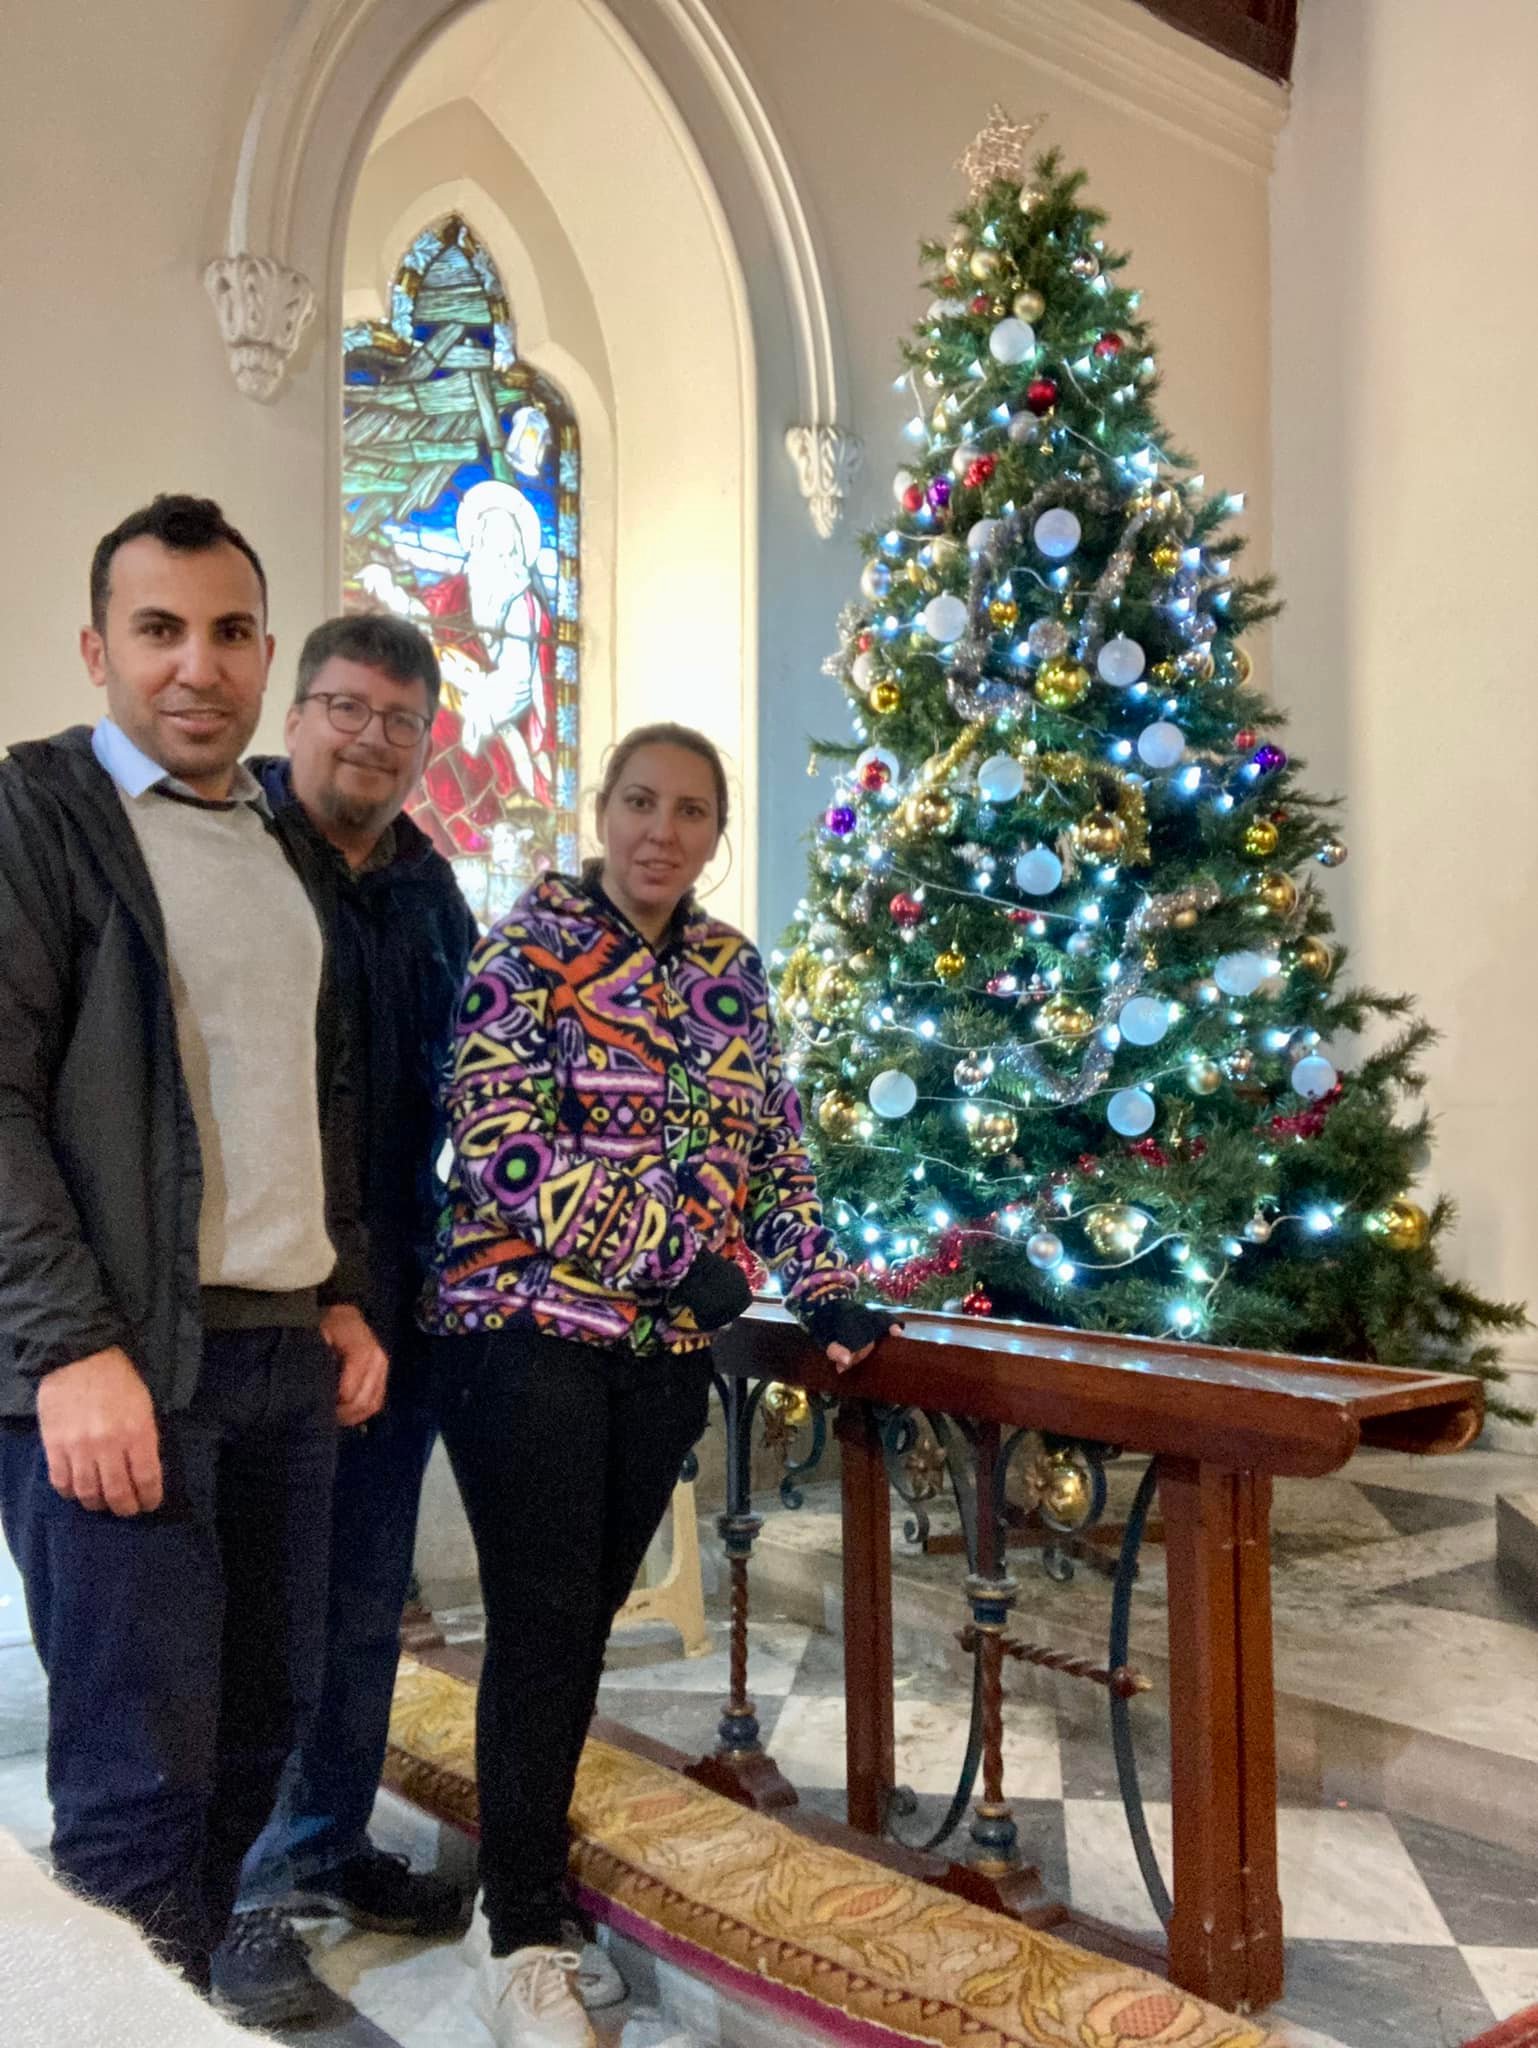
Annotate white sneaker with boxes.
[475,1945,596,2048]
[464,1901,626,2012]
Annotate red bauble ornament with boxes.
[901,482,926,514]
[1007,907,1033,925]
[1093,330,1125,359]
[985,974,1017,996]
[1026,377,1059,415]
[970,293,992,314]
[1234,727,1257,751]
[939,274,958,292]
[859,759,891,793]
[889,891,924,929]
[858,630,874,653]
[961,1287,993,1317]
[964,455,997,489]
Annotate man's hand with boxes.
[36,1348,163,1516]
[321,1304,389,1426]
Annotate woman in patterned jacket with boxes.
[424,723,894,2048]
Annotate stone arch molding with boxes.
[205,0,861,536]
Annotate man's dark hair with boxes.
[89,494,268,633]
[294,613,442,715]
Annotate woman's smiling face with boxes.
[596,742,722,938]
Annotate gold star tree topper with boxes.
[956,104,1043,200]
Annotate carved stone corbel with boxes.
[203,253,317,402]
[784,424,863,539]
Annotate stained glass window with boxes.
[343,215,580,921]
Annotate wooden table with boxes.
[709,1305,1482,2012]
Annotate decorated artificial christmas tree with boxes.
[777,111,1526,1414]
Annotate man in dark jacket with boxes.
[0,495,388,1992]
[211,613,479,2026]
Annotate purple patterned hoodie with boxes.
[424,871,856,1352]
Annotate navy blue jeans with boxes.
[238,1391,437,1902]
[0,1327,336,1986]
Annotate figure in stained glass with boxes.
[343,216,580,921]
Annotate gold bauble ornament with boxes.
[931,401,950,431]
[1018,185,1047,214]
[1180,648,1216,682]
[869,680,902,715]
[969,248,1003,281]
[1229,646,1254,684]
[817,1089,861,1141]
[1187,1058,1223,1096]
[1243,819,1280,859]
[1151,539,1183,577]
[812,964,859,1023]
[1012,287,1046,323]
[1073,808,1125,860]
[1036,994,1093,1041]
[1295,936,1335,980]
[988,598,1020,630]
[946,240,972,274]
[1258,871,1299,916]
[1172,907,1200,930]
[971,1108,1019,1156]
[931,536,964,570]
[1369,1198,1430,1253]
[1151,658,1182,689]
[1084,1204,1152,1258]
[911,788,954,833]
[934,947,967,984]
[762,1381,813,1430]
[1034,655,1092,709]
[1128,483,1157,515]
[1038,1451,1091,1526]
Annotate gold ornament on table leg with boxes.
[761,1381,812,1431]
[816,1089,861,1141]
[1243,819,1280,859]
[1036,1449,1092,1529]
[970,1108,1019,1156]
[1368,1198,1431,1252]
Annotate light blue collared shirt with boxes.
[92,716,265,808]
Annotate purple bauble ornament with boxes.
[1253,744,1287,774]
[926,475,953,510]
[825,803,857,837]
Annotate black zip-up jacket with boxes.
[250,759,478,1369]
[0,726,368,1419]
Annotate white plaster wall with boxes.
[1273,0,1538,1425]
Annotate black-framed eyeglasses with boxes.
[303,691,431,749]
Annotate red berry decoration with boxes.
[902,482,926,514]
[961,1287,994,1317]
[970,293,992,314]
[939,273,958,292]
[889,892,924,929]
[858,758,891,793]
[964,456,997,489]
[1026,376,1059,416]
[1007,907,1033,925]
[1093,330,1125,359]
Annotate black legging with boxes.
[434,1329,713,1955]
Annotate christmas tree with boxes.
[777,111,1527,1416]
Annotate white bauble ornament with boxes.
[921,593,970,643]
[1119,996,1171,1046]
[868,1069,918,1120]
[851,651,878,694]
[1026,1230,1064,1271]
[1107,1087,1156,1137]
[1136,721,1186,770]
[1292,1055,1338,1101]
[967,517,1001,556]
[892,468,914,504]
[1033,508,1082,560]
[951,441,986,478]
[1097,636,1145,687]
[1214,950,1268,998]
[975,752,1025,804]
[988,317,1036,365]
[1014,846,1064,895]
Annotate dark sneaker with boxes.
[211,1906,334,2028]
[287,1846,472,1936]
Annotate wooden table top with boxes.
[713,1303,1484,1478]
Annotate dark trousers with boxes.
[436,1330,712,1955]
[238,1390,437,1901]
[0,1327,336,1985]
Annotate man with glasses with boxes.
[213,614,479,2026]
